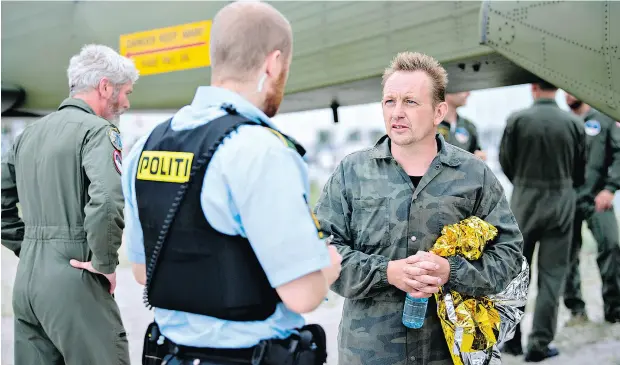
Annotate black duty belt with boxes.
[167,339,269,364]
[143,321,327,365]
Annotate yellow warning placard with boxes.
[120,20,212,76]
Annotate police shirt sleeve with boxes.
[314,161,391,300]
[1,140,25,257]
[122,135,149,264]
[604,119,620,193]
[81,124,124,274]
[225,130,331,289]
[446,166,524,297]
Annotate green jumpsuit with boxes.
[564,107,620,321]
[1,98,130,364]
[499,98,586,353]
[438,115,482,154]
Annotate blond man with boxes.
[314,52,523,365]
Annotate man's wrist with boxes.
[92,256,119,274]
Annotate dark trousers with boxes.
[564,207,620,317]
[505,187,574,352]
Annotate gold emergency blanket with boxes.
[430,217,500,365]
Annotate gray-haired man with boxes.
[1,44,138,364]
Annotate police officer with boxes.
[563,93,620,325]
[122,2,341,365]
[438,91,487,160]
[499,80,586,361]
[1,44,137,364]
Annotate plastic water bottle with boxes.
[402,294,428,328]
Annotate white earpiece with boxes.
[257,73,267,93]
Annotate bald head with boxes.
[210,2,293,83]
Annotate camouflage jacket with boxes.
[314,134,524,365]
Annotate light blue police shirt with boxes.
[122,86,331,348]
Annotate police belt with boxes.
[166,340,259,363]
[143,321,327,365]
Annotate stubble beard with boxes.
[263,70,287,118]
[390,126,436,149]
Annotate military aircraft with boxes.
[2,1,618,121]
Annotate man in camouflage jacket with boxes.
[314,52,524,365]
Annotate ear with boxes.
[264,50,283,78]
[97,78,113,99]
[433,101,448,126]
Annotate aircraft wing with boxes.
[480,1,620,121]
[1,1,537,116]
[4,1,617,120]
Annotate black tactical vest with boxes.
[135,105,304,321]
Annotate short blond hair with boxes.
[210,2,293,82]
[382,52,448,105]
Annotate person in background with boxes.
[438,91,487,161]
[1,44,137,365]
[563,92,620,325]
[499,80,586,362]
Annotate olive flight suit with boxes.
[1,98,129,364]
[564,107,620,322]
[438,115,482,154]
[499,98,587,353]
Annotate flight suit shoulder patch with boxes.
[113,149,122,175]
[108,127,122,150]
[455,127,470,144]
[585,120,602,136]
[438,122,450,138]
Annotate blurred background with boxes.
[3,84,620,365]
[3,1,620,364]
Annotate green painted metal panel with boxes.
[2,1,494,113]
[481,0,620,120]
[6,0,614,117]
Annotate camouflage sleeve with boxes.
[314,162,391,299]
[1,140,24,257]
[499,115,516,182]
[81,124,124,274]
[604,119,620,193]
[446,167,524,297]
